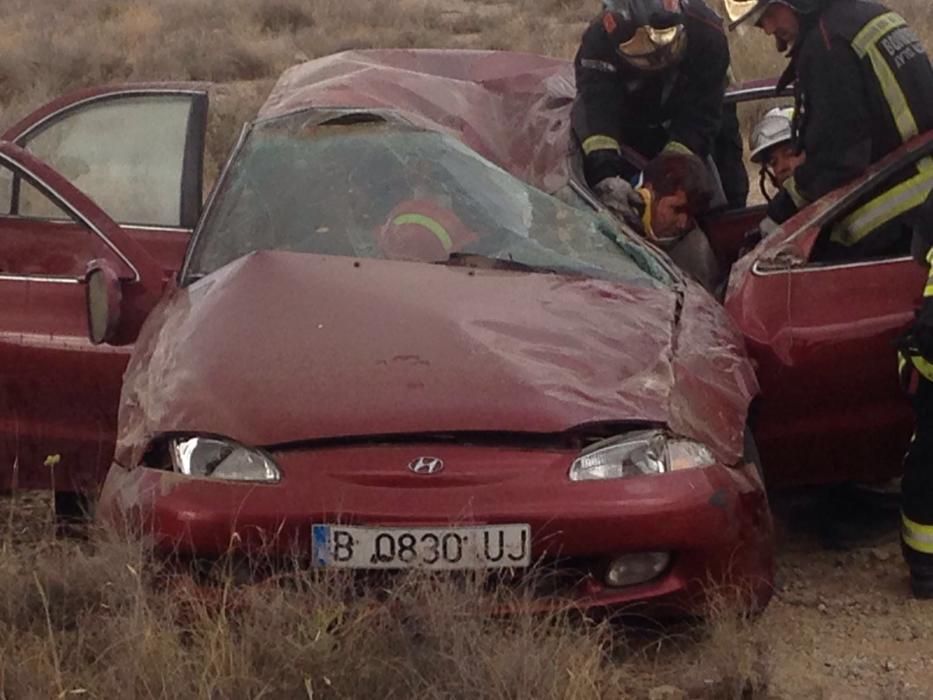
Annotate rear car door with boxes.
[727,134,933,487]
[0,86,208,494]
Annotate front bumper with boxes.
[98,443,774,614]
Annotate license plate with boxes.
[311,524,530,570]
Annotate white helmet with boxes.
[749,106,795,164]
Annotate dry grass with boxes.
[0,0,929,178]
[0,506,630,700]
[0,513,614,698]
[0,494,775,700]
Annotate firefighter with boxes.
[899,192,933,598]
[717,66,752,209]
[717,99,751,210]
[737,106,806,256]
[749,106,805,196]
[572,0,742,211]
[726,0,933,260]
[375,197,479,263]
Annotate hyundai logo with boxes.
[409,457,445,475]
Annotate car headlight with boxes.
[170,437,281,483]
[568,430,714,482]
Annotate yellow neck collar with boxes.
[636,187,654,238]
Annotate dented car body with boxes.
[97,51,770,613]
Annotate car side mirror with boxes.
[85,259,123,345]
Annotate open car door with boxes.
[726,132,933,487]
[0,84,207,498]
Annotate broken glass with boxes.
[186,113,671,287]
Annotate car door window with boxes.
[809,149,933,264]
[18,96,195,228]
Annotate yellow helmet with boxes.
[602,0,688,72]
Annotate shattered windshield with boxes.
[185,113,671,286]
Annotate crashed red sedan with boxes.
[87,52,773,614]
[3,47,929,612]
[8,46,925,613]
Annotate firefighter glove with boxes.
[585,149,637,188]
[594,176,645,232]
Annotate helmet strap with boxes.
[759,167,778,203]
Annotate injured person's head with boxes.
[638,152,714,243]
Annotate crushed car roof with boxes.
[258,49,576,195]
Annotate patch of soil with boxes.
[763,487,933,699]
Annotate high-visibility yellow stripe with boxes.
[852,13,918,142]
[926,246,933,266]
[581,135,621,155]
[903,514,933,554]
[783,176,808,208]
[392,213,453,251]
[832,157,933,246]
[902,348,933,382]
[897,349,927,384]
[924,283,933,297]
[663,141,694,156]
[866,45,918,141]
[852,12,905,57]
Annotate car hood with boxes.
[117,251,756,465]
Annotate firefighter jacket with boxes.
[571,0,730,186]
[900,193,933,383]
[375,199,478,262]
[769,0,933,260]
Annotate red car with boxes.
[0,50,925,612]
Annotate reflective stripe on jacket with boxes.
[375,199,478,261]
[767,0,933,255]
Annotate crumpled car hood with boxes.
[117,251,756,465]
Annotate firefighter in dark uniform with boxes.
[730,0,933,596]
[572,0,744,208]
[727,0,933,261]
[716,98,750,209]
[899,193,933,598]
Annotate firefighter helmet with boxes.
[749,106,795,164]
[723,0,824,31]
[601,0,688,72]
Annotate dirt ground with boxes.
[756,488,933,700]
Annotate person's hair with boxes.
[642,152,714,216]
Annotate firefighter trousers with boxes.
[902,375,933,573]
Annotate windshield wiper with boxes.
[433,252,599,279]
[433,252,541,273]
